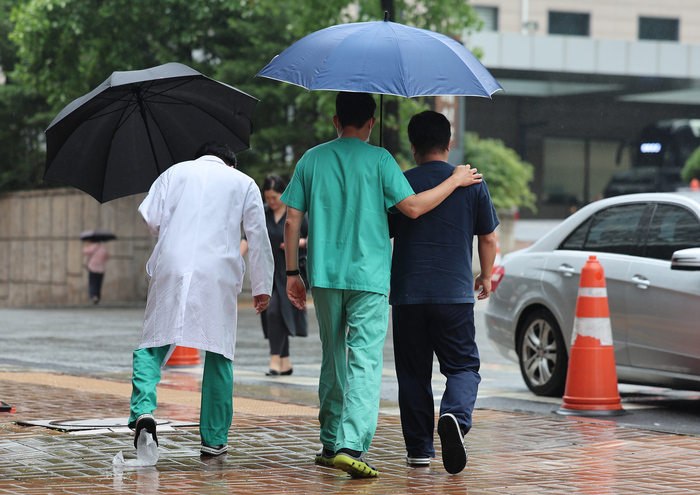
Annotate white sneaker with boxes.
[200,444,228,456]
[406,455,431,467]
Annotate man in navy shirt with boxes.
[389,111,499,475]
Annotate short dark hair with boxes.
[407,111,451,156]
[262,173,287,194]
[195,141,237,168]
[335,92,376,129]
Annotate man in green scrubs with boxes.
[281,92,481,478]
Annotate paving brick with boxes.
[2,376,700,493]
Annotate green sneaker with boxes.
[315,448,336,466]
[334,448,378,478]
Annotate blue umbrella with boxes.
[257,14,502,144]
[257,15,501,98]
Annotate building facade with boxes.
[458,0,700,217]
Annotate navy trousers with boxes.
[392,303,481,458]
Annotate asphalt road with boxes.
[1,302,699,437]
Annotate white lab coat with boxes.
[138,155,274,361]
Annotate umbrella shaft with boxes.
[134,88,161,175]
[380,94,383,148]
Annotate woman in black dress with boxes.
[245,174,308,375]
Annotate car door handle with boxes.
[558,264,575,277]
[631,275,650,289]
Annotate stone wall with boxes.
[0,187,513,307]
[0,188,157,307]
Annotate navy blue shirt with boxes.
[389,161,499,305]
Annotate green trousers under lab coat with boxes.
[128,345,233,446]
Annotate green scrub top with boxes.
[281,138,415,296]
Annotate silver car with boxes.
[485,192,700,397]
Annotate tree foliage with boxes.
[359,0,481,33]
[2,0,483,191]
[681,146,700,184]
[463,133,537,212]
[0,0,52,192]
[9,0,234,107]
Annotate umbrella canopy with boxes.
[45,62,258,203]
[79,229,117,242]
[256,16,502,99]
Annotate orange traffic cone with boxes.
[557,255,626,416]
[165,346,202,366]
[691,178,700,191]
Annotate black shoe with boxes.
[280,368,293,376]
[334,448,378,478]
[314,447,337,466]
[201,444,228,456]
[266,369,280,376]
[133,413,158,449]
[437,413,467,475]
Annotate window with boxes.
[560,204,647,255]
[643,204,700,260]
[584,204,647,255]
[639,17,679,41]
[560,218,591,251]
[548,11,589,36]
[474,6,498,32]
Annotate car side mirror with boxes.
[671,248,700,271]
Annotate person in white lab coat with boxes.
[128,142,274,457]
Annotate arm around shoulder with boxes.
[394,165,483,219]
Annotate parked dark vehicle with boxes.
[604,120,700,197]
[486,192,700,397]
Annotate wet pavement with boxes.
[2,304,700,493]
[3,372,700,494]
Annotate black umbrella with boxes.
[44,62,258,203]
[79,229,117,242]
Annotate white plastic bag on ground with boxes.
[113,429,159,466]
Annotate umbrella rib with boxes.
[83,79,198,125]
[137,80,178,167]
[382,22,411,98]
[86,79,196,126]
[99,94,145,201]
[140,79,254,145]
[137,78,203,105]
[85,103,139,123]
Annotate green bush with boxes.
[681,146,700,184]
[462,132,537,212]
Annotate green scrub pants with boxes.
[312,288,389,453]
[128,345,233,446]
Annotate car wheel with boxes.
[516,309,568,397]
